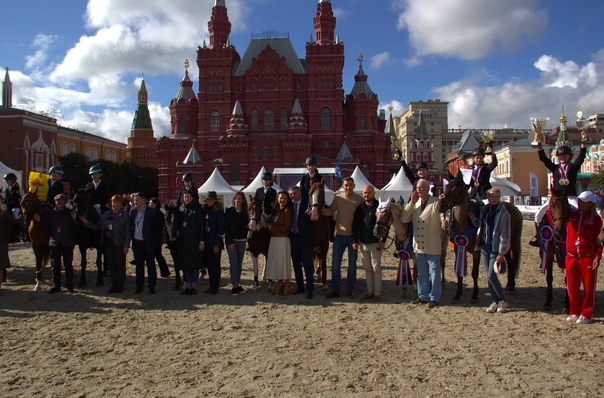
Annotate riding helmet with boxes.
[305,156,318,166]
[3,173,17,182]
[416,162,428,171]
[48,165,64,175]
[472,148,485,157]
[261,172,272,180]
[182,172,194,182]
[89,164,103,175]
[555,146,573,157]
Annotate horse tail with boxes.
[507,204,523,279]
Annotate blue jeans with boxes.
[227,240,246,285]
[480,248,505,303]
[331,235,357,293]
[415,253,442,301]
[184,270,200,284]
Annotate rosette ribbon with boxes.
[539,224,554,274]
[396,249,413,287]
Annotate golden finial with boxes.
[560,105,567,124]
[184,59,190,71]
[357,53,364,65]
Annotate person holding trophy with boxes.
[529,115,588,247]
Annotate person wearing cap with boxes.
[130,192,161,294]
[202,191,225,294]
[530,141,588,246]
[464,148,497,202]
[0,194,23,294]
[46,166,65,208]
[564,191,602,325]
[3,173,21,214]
[177,172,199,206]
[85,164,111,214]
[401,160,435,197]
[255,172,277,216]
[44,193,77,294]
[300,156,323,202]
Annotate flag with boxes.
[529,172,538,197]
[28,171,49,202]
[334,163,343,180]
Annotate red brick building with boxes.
[134,0,398,200]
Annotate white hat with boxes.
[578,191,597,203]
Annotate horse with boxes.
[247,194,271,289]
[439,178,523,302]
[308,179,331,289]
[72,190,105,287]
[20,190,50,290]
[163,200,185,290]
[537,189,569,309]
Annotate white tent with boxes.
[242,167,283,196]
[0,161,23,194]
[381,168,399,190]
[381,166,414,202]
[490,176,522,196]
[197,167,237,206]
[336,166,376,194]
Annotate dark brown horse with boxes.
[20,190,50,290]
[247,194,270,289]
[308,179,331,289]
[440,178,523,302]
[72,190,104,287]
[538,189,569,309]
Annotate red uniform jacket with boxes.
[565,209,603,259]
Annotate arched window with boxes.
[85,146,91,159]
[320,108,331,130]
[210,111,220,132]
[280,108,288,131]
[360,114,366,129]
[267,147,274,160]
[238,80,244,92]
[106,150,111,160]
[250,109,258,131]
[231,162,240,185]
[60,142,68,156]
[252,79,257,90]
[258,147,264,160]
[264,109,274,131]
[68,143,75,153]
[296,79,302,91]
[423,152,429,161]
[317,78,323,89]
[91,148,98,161]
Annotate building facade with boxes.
[135,0,397,200]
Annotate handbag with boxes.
[495,259,507,274]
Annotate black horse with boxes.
[72,190,104,287]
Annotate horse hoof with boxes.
[79,280,87,288]
[543,304,552,311]
[505,285,515,292]
[470,298,479,304]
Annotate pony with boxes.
[163,200,185,290]
[439,178,523,302]
[308,179,331,289]
[247,194,271,289]
[537,189,569,309]
[20,190,50,290]
[72,190,104,287]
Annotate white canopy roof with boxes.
[242,167,283,194]
[197,168,237,206]
[382,169,398,190]
[0,161,23,193]
[380,166,413,201]
[273,167,335,175]
[490,176,522,196]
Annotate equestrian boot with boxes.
[283,280,292,296]
[275,280,284,295]
[529,222,539,247]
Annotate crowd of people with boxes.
[0,146,601,325]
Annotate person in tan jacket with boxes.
[401,179,444,308]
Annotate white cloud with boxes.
[370,52,393,69]
[25,34,58,70]
[395,0,547,61]
[432,51,604,130]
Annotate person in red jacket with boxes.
[565,191,602,325]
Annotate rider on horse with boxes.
[176,172,199,206]
[300,156,324,203]
[529,142,587,246]
[85,164,111,215]
[401,160,435,197]
[46,166,65,210]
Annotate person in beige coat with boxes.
[401,179,444,308]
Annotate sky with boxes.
[1,0,604,144]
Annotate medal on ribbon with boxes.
[558,164,570,186]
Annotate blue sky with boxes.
[1,0,604,143]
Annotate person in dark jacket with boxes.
[3,173,21,213]
[402,160,434,196]
[46,166,65,209]
[85,164,111,214]
[466,148,497,202]
[225,192,248,295]
[255,172,277,216]
[202,191,225,294]
[288,186,314,298]
[81,194,131,293]
[178,191,205,295]
[352,185,388,301]
[130,192,161,294]
[176,172,199,206]
[42,194,76,294]
[148,198,171,278]
[300,156,324,202]
[0,195,22,294]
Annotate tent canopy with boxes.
[380,166,413,202]
[242,167,283,195]
[197,167,236,205]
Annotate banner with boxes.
[334,163,343,180]
[28,171,49,202]
[529,172,538,197]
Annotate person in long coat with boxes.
[178,191,205,295]
[202,191,224,294]
[0,195,22,294]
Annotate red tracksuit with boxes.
[565,209,602,320]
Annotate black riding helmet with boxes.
[182,172,194,182]
[555,146,573,157]
[3,173,17,182]
[472,148,485,157]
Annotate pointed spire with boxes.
[335,33,341,44]
[386,105,395,136]
[209,0,232,49]
[287,98,308,133]
[214,0,226,6]
[132,75,153,130]
[2,67,12,109]
[138,74,148,104]
[314,0,336,45]
[415,107,428,140]
[349,54,374,99]
[183,142,202,164]
[227,100,247,135]
[336,142,354,162]
[174,60,197,102]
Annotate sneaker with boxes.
[231,287,239,296]
[411,298,427,304]
[576,316,593,325]
[497,301,509,313]
[427,300,439,309]
[236,286,244,293]
[182,288,191,295]
[325,291,340,299]
[486,303,498,313]
[528,236,539,248]
[347,291,355,299]
[48,287,61,294]
[360,293,374,301]
[566,315,579,322]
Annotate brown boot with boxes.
[275,280,284,295]
[283,280,292,296]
